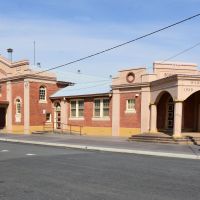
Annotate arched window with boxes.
[16,99,21,114]
[39,86,46,101]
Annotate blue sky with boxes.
[0,0,200,78]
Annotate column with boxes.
[141,87,150,133]
[6,81,12,132]
[173,101,183,138]
[61,99,67,131]
[112,89,120,136]
[150,104,157,133]
[24,80,30,134]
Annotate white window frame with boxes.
[125,99,136,113]
[39,86,47,103]
[46,113,51,123]
[69,99,84,120]
[92,98,110,120]
[16,99,21,114]
[15,98,22,123]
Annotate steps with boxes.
[128,133,189,144]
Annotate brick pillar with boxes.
[24,80,30,134]
[6,81,12,132]
[150,104,157,133]
[173,101,183,138]
[61,99,67,131]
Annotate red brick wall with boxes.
[66,96,112,127]
[29,82,60,126]
[12,82,24,125]
[120,92,141,128]
[0,83,7,101]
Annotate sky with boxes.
[0,0,200,78]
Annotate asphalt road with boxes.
[0,142,200,200]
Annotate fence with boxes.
[43,122,82,135]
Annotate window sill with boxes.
[39,100,47,104]
[69,117,84,121]
[125,109,136,114]
[92,117,110,121]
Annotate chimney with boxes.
[7,48,13,62]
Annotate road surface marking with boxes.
[26,153,36,156]
[1,150,9,152]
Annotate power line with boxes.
[160,41,200,63]
[33,13,200,75]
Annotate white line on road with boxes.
[1,149,9,152]
[26,153,36,156]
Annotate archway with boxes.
[156,92,174,133]
[182,91,200,132]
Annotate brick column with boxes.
[6,81,12,132]
[173,101,183,138]
[150,104,157,133]
[61,99,67,131]
[24,80,30,134]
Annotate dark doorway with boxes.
[183,91,200,132]
[0,107,6,129]
[157,92,174,133]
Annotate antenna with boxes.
[33,41,36,66]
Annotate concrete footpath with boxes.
[0,133,200,160]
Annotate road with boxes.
[0,142,200,200]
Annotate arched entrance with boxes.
[54,102,61,129]
[183,91,200,132]
[156,92,174,134]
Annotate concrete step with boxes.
[128,134,189,144]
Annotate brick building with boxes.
[0,55,69,134]
[1,54,200,138]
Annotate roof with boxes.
[51,71,112,98]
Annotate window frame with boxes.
[39,86,47,103]
[16,99,21,114]
[46,113,51,123]
[125,99,136,113]
[93,98,110,120]
[69,99,84,119]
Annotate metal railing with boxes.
[43,122,82,135]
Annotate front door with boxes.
[0,107,6,129]
[56,111,61,129]
[167,99,174,129]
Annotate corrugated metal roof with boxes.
[51,71,112,98]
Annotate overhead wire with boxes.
[0,13,200,87]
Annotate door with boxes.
[167,100,174,129]
[0,107,6,129]
[56,111,61,129]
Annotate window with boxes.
[78,100,84,117]
[46,113,51,122]
[94,99,101,117]
[126,99,136,113]
[70,100,84,118]
[15,98,22,123]
[93,98,110,118]
[16,99,21,114]
[70,101,76,117]
[39,86,46,101]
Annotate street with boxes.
[0,142,200,200]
